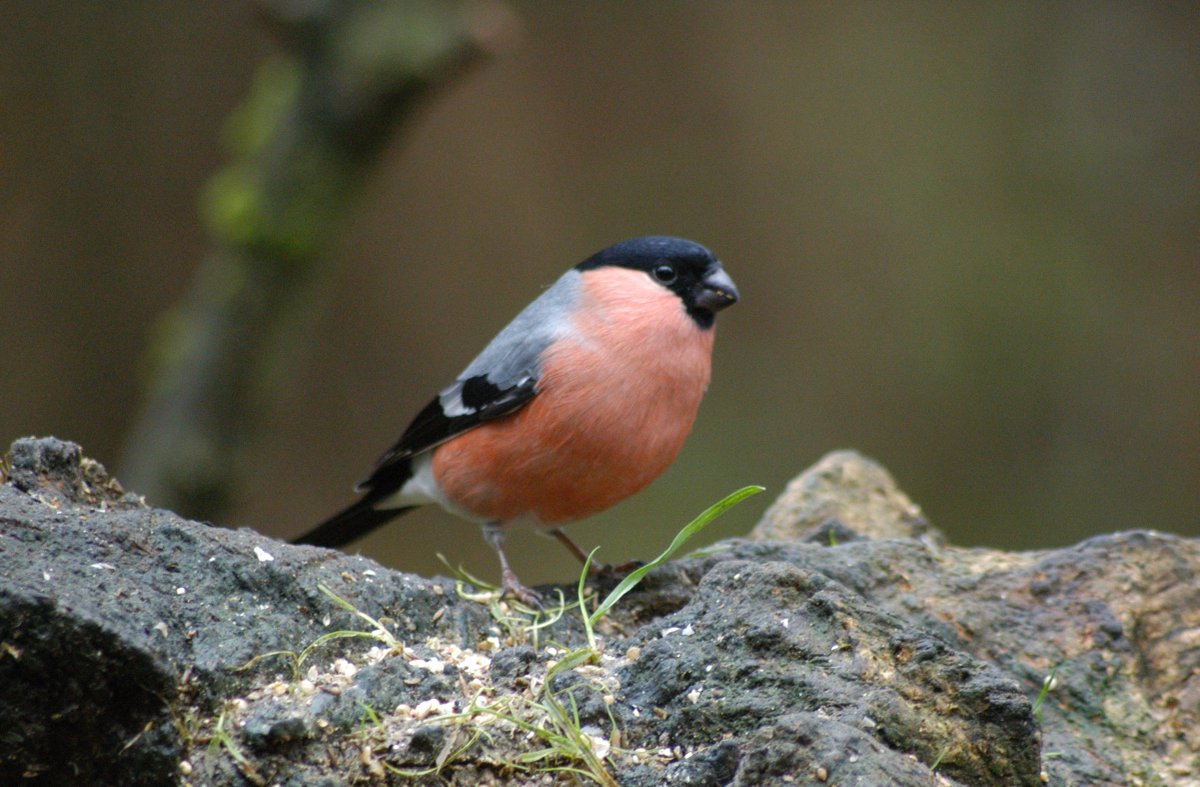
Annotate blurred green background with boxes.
[2,2,1197,585]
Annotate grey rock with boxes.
[1,438,1195,785]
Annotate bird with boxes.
[294,236,739,605]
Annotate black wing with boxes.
[356,372,539,494]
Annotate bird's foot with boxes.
[500,568,544,609]
[587,558,645,579]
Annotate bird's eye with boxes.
[652,264,677,284]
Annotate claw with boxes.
[486,522,545,609]
[500,568,544,609]
[605,558,645,577]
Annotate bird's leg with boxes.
[483,523,542,608]
[549,527,595,568]
[549,528,643,578]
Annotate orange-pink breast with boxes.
[431,268,715,525]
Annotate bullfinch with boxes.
[294,236,739,604]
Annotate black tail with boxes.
[293,498,417,548]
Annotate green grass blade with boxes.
[578,547,601,649]
[317,583,397,646]
[588,485,763,627]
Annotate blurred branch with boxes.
[119,0,517,520]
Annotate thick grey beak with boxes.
[695,266,739,312]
